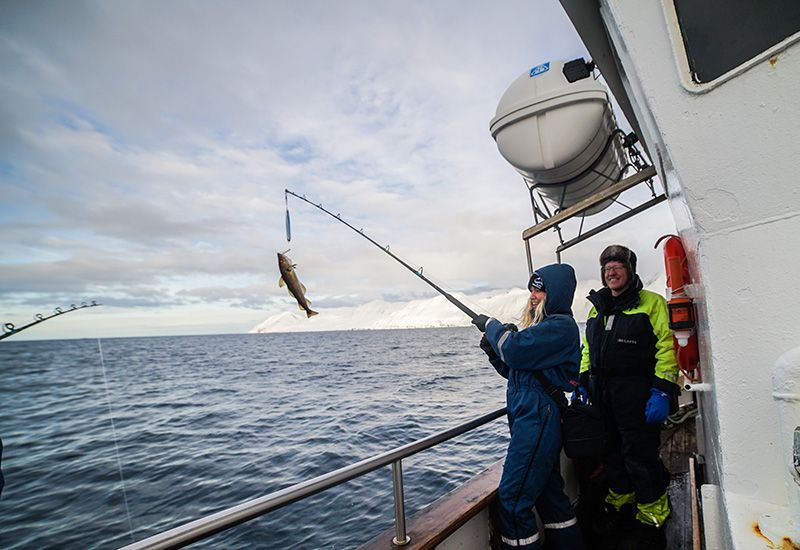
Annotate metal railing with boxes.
[119,407,507,550]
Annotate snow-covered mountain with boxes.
[251,277,645,334]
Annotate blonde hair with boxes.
[520,293,547,329]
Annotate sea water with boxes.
[0,328,509,549]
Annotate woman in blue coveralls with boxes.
[472,263,585,550]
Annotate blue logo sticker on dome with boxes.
[530,62,550,77]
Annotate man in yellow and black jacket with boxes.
[579,245,679,550]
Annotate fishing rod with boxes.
[1,301,102,342]
[284,189,479,320]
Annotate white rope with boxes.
[98,338,135,541]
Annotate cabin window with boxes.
[673,0,800,83]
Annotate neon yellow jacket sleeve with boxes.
[580,307,596,374]
[643,290,679,385]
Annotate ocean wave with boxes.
[0,328,507,549]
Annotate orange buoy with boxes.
[656,235,700,379]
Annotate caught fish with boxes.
[277,251,318,318]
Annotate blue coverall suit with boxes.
[483,264,585,550]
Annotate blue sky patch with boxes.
[49,99,122,144]
[275,137,315,164]
[0,160,16,178]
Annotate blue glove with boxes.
[645,388,670,424]
[472,314,490,332]
[571,385,588,404]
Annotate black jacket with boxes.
[580,277,679,395]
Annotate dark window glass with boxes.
[673,0,800,83]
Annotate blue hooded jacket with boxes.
[484,263,581,392]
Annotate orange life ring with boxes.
[655,234,700,380]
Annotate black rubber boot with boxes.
[619,520,667,550]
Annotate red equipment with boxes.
[656,234,700,380]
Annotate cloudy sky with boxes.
[1,0,675,339]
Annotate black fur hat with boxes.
[600,244,637,285]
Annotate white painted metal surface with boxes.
[435,509,491,550]
[766,347,800,544]
[597,0,800,546]
[700,484,728,550]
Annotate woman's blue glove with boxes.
[645,388,670,424]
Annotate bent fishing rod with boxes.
[284,189,479,320]
[1,301,102,342]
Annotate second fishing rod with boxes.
[284,189,479,321]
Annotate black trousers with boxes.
[592,374,669,504]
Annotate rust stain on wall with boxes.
[754,522,776,546]
[752,521,800,549]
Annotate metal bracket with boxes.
[522,165,659,274]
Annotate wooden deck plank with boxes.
[660,412,697,474]
[662,414,698,549]
[666,472,693,549]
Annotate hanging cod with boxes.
[277,251,318,318]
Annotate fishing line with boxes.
[285,189,481,320]
[97,338,135,542]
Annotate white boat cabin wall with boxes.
[559,0,800,547]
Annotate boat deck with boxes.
[360,412,698,549]
[662,415,698,549]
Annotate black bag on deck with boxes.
[530,370,604,458]
[562,400,604,459]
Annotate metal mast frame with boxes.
[522,164,661,274]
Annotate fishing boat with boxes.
[120,1,799,549]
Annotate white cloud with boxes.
[0,1,676,339]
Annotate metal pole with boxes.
[521,166,657,241]
[1,301,101,341]
[391,461,411,546]
[554,194,667,255]
[119,407,507,550]
[524,240,533,277]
